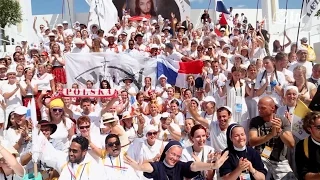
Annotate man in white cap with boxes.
[155,74,172,99]
[288,46,313,78]
[0,64,8,81]
[62,20,73,37]
[105,33,121,53]
[71,38,90,53]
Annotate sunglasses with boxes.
[5,58,11,60]
[69,148,78,153]
[147,131,158,136]
[79,125,90,130]
[107,141,121,147]
[52,108,63,112]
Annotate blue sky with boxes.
[31,0,301,15]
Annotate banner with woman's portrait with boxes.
[113,0,191,22]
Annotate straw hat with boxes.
[101,112,117,124]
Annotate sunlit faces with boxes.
[40,125,53,139]
[285,89,298,106]
[78,122,90,137]
[121,91,128,100]
[165,146,182,166]
[297,50,308,62]
[81,101,91,113]
[257,100,274,118]
[217,110,231,130]
[231,127,247,148]
[50,107,63,119]
[211,61,219,73]
[146,130,158,144]
[149,103,158,114]
[68,142,86,163]
[106,137,121,157]
[312,65,320,79]
[231,70,241,82]
[191,128,207,148]
[13,114,26,126]
[184,119,195,134]
[263,58,274,70]
[184,90,192,99]
[306,117,320,142]
[293,69,305,82]
[159,77,167,85]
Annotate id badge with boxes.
[240,172,251,180]
[261,146,273,159]
[235,96,242,113]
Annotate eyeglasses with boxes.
[313,125,320,130]
[68,148,78,153]
[52,108,63,112]
[107,141,121,147]
[18,58,25,60]
[147,131,158,136]
[5,58,11,60]
[79,125,90,130]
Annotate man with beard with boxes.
[101,134,139,180]
[58,136,106,179]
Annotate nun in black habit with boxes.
[124,141,229,180]
[219,124,267,180]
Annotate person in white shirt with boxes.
[100,134,139,180]
[0,140,25,180]
[71,38,90,53]
[62,21,73,37]
[288,46,313,78]
[1,69,25,126]
[155,75,172,99]
[57,136,107,180]
[188,103,234,152]
[164,43,192,62]
[274,52,294,84]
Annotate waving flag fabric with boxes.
[216,0,230,14]
[292,99,311,140]
[157,58,204,88]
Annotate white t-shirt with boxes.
[50,118,74,151]
[73,111,101,136]
[35,73,54,91]
[155,84,172,99]
[209,121,228,152]
[20,80,37,96]
[288,61,313,78]
[181,145,215,163]
[1,82,23,109]
[167,51,184,61]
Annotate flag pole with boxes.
[295,0,305,52]
[95,0,101,28]
[255,0,260,29]
[283,0,289,47]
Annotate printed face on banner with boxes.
[112,0,190,21]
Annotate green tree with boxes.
[316,9,320,17]
[0,0,22,52]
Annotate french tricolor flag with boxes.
[157,58,203,88]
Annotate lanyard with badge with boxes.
[260,124,275,159]
[67,163,86,180]
[233,81,243,113]
[236,149,251,180]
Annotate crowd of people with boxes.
[0,6,319,180]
